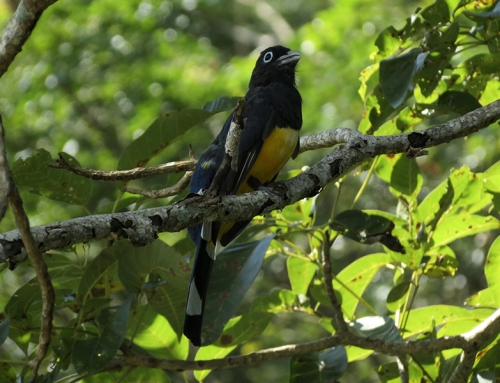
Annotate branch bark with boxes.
[103,308,500,372]
[0,0,59,77]
[1,100,499,267]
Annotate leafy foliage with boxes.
[1,0,500,383]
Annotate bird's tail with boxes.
[184,237,214,347]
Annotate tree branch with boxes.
[1,118,55,378]
[1,100,499,267]
[49,154,197,181]
[0,0,59,78]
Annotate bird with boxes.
[184,45,302,346]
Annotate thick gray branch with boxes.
[1,100,499,268]
[0,0,59,77]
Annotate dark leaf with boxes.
[290,346,348,383]
[11,149,91,206]
[437,91,482,115]
[117,96,239,172]
[421,0,450,25]
[201,235,273,345]
[380,48,423,108]
[331,210,405,253]
[0,316,9,346]
[72,297,132,374]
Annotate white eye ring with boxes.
[263,51,273,63]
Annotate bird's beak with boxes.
[277,50,301,66]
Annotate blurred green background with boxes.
[0,0,498,381]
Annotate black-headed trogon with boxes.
[184,46,302,346]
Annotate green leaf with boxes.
[11,149,91,206]
[0,316,9,346]
[377,362,400,383]
[417,178,453,227]
[331,210,404,253]
[421,0,450,24]
[252,289,314,314]
[484,236,500,289]
[287,257,317,295]
[117,96,239,171]
[211,312,273,347]
[437,91,482,115]
[402,305,494,339]
[386,282,410,313]
[467,286,500,308]
[422,246,458,278]
[334,253,393,319]
[431,215,500,248]
[145,282,187,340]
[201,235,273,345]
[0,362,17,383]
[81,367,169,383]
[350,316,401,342]
[126,305,188,360]
[460,53,500,76]
[117,240,190,293]
[389,155,422,198]
[4,283,41,320]
[374,26,402,61]
[290,346,348,383]
[380,48,423,108]
[194,344,238,381]
[72,297,132,374]
[77,246,119,303]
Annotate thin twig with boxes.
[49,154,196,181]
[123,171,193,198]
[321,230,349,332]
[0,116,9,221]
[1,116,55,378]
[0,0,59,77]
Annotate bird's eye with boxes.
[263,52,273,63]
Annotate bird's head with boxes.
[249,45,301,88]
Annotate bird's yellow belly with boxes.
[237,127,299,195]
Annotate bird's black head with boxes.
[249,45,301,89]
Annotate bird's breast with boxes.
[238,126,299,194]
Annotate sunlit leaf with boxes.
[431,215,500,248]
[287,256,317,295]
[144,282,186,340]
[194,343,238,381]
[210,312,273,347]
[126,305,188,360]
[334,253,393,319]
[402,305,494,339]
